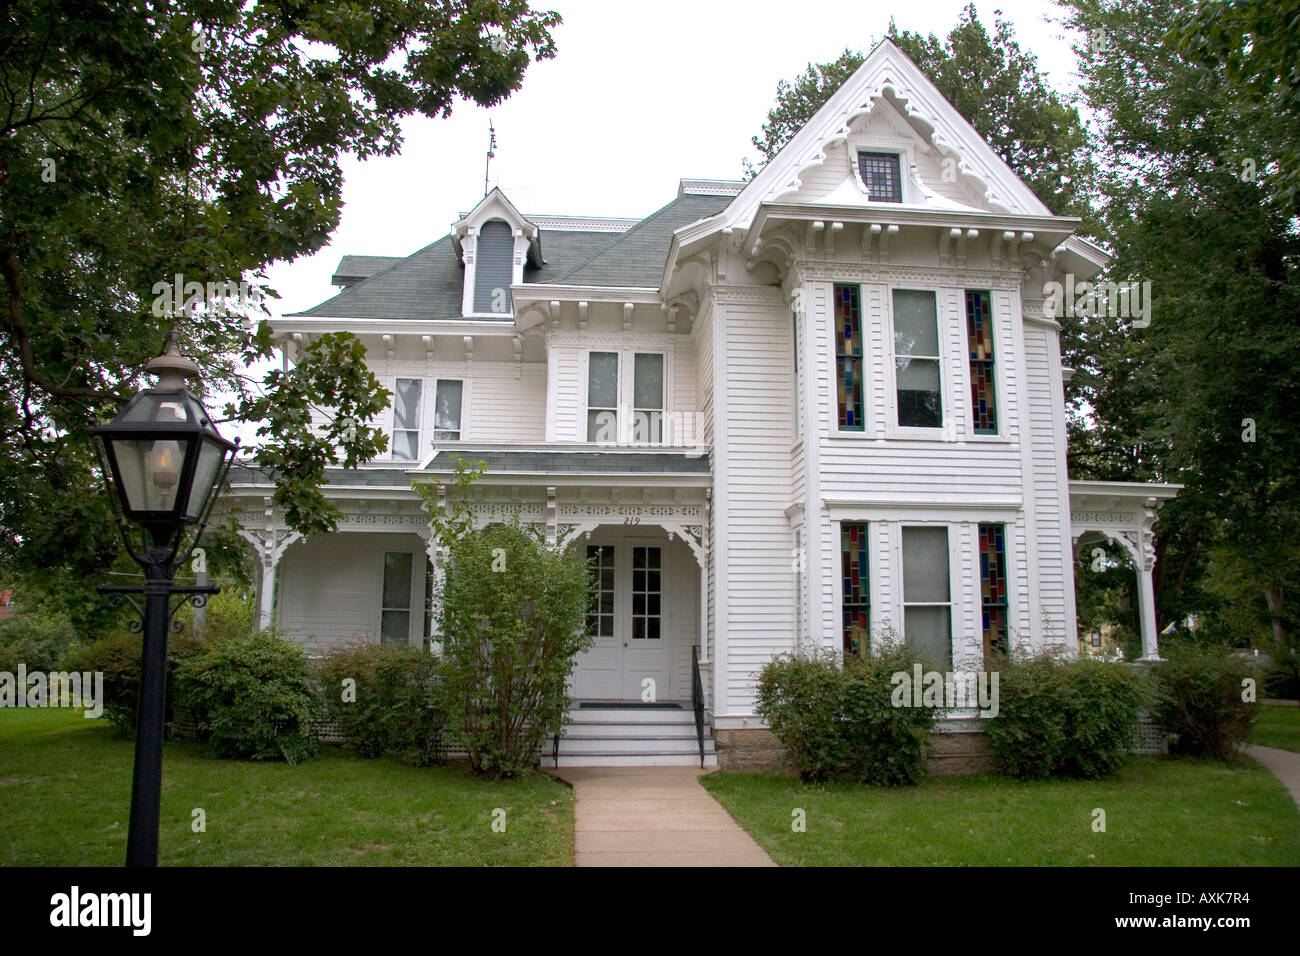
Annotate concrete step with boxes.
[556,735,715,755]
[568,707,697,725]
[541,752,718,768]
[559,721,702,739]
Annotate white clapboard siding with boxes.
[720,296,797,713]
[277,531,428,651]
[1022,325,1069,643]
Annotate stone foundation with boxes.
[713,727,999,776]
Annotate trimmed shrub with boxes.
[755,647,937,784]
[0,613,79,673]
[315,643,446,765]
[842,647,938,785]
[1150,643,1257,760]
[985,654,1145,779]
[1263,646,1300,700]
[66,629,203,736]
[175,630,320,763]
[755,650,846,781]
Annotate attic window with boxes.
[858,152,902,202]
[473,219,514,314]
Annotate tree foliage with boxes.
[0,0,560,605]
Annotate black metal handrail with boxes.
[691,645,705,768]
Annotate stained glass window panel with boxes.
[965,291,998,434]
[834,284,864,431]
[841,522,870,655]
[858,152,902,202]
[979,523,1009,660]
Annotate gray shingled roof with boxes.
[287,192,735,320]
[554,194,733,287]
[331,255,404,287]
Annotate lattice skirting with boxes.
[1131,710,1170,755]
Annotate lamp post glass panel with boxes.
[93,349,237,867]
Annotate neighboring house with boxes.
[219,39,1178,768]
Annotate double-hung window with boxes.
[892,289,943,429]
[391,377,463,460]
[902,526,952,669]
[586,350,665,444]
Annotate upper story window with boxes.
[587,350,664,444]
[390,377,463,461]
[791,309,804,438]
[473,219,514,315]
[892,289,943,429]
[965,291,998,435]
[834,284,864,431]
[858,151,902,202]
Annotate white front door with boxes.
[571,539,672,701]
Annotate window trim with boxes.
[846,136,918,204]
[832,282,867,434]
[887,286,948,436]
[964,289,1001,438]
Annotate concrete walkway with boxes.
[553,767,776,867]
[1245,745,1300,807]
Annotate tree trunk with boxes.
[1263,584,1290,653]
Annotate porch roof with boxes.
[415,446,712,482]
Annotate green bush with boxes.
[1263,646,1300,700]
[175,630,320,763]
[755,650,846,781]
[436,517,592,778]
[756,647,937,784]
[66,629,203,736]
[985,654,1145,779]
[842,647,938,785]
[315,643,446,765]
[0,613,79,673]
[1150,643,1257,761]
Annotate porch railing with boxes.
[691,644,705,768]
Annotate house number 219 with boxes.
[623,516,640,525]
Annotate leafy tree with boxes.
[0,0,560,614]
[1058,0,1300,652]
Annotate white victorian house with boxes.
[219,39,1178,770]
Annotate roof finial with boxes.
[484,120,497,197]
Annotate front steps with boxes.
[540,703,717,768]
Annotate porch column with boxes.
[1135,497,1162,661]
[239,497,302,632]
[699,489,711,664]
[423,483,448,643]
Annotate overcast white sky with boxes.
[262,0,1084,318]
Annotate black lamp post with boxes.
[94,345,238,867]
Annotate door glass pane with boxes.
[380,610,410,646]
[631,546,661,640]
[586,545,615,638]
[434,380,462,439]
[902,527,949,602]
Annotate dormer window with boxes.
[858,151,902,202]
[473,219,514,315]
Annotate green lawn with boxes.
[1251,704,1300,754]
[701,758,1300,866]
[0,708,573,866]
